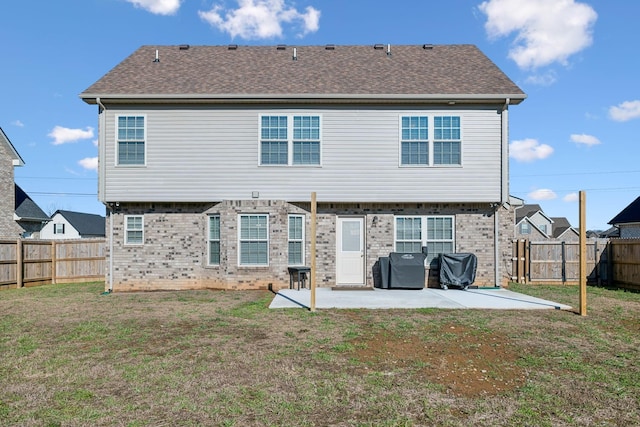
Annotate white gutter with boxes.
[96,97,112,293]
[495,97,510,288]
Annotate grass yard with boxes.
[0,282,638,426]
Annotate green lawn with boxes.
[0,282,638,426]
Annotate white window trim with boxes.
[124,215,144,245]
[258,114,323,167]
[207,215,221,266]
[288,214,305,266]
[54,223,65,234]
[115,114,147,167]
[398,114,463,167]
[238,214,269,267]
[393,215,455,256]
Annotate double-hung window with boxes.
[125,215,144,245]
[117,116,145,165]
[434,116,461,165]
[208,216,221,265]
[395,215,455,264]
[520,222,531,235]
[401,116,429,165]
[399,115,461,166]
[239,214,269,266]
[288,215,305,265]
[54,223,65,235]
[260,115,321,166]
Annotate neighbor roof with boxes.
[515,204,545,223]
[15,185,48,221]
[550,217,577,238]
[609,196,640,225]
[81,44,526,104]
[53,210,106,236]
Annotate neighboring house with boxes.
[608,196,640,238]
[515,204,553,240]
[550,217,579,242]
[14,184,49,238]
[0,127,24,238]
[80,44,526,292]
[1,127,48,238]
[40,210,106,239]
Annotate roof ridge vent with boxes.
[228,44,238,50]
[422,44,434,50]
[276,44,287,50]
[325,44,335,50]
[373,44,384,50]
[179,44,190,50]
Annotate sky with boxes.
[1,0,639,231]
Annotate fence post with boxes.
[16,239,23,288]
[526,239,531,283]
[51,241,57,285]
[561,241,566,285]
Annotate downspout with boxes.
[495,98,510,287]
[96,97,113,293]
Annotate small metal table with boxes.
[288,266,311,290]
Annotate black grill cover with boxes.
[388,252,426,289]
[439,253,477,289]
[373,257,391,289]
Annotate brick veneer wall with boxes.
[0,143,20,238]
[106,201,515,291]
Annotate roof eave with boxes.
[81,93,527,105]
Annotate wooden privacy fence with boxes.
[0,239,106,289]
[512,238,640,291]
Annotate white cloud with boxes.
[125,0,181,15]
[12,120,24,127]
[93,139,99,147]
[78,157,98,171]
[199,0,320,39]
[509,138,554,162]
[570,133,600,146]
[563,192,579,202]
[525,70,557,86]
[478,0,597,69]
[609,100,640,122]
[48,126,94,145]
[528,188,557,201]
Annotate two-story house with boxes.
[80,44,526,292]
[0,127,24,238]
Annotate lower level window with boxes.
[125,215,144,245]
[288,215,304,265]
[208,216,220,265]
[239,214,269,265]
[395,215,454,264]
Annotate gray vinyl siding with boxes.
[100,106,503,203]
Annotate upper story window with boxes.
[520,222,531,234]
[54,223,65,234]
[117,116,145,166]
[125,215,144,245]
[399,115,461,166]
[401,116,429,165]
[260,115,321,166]
[434,116,461,165]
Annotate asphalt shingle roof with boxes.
[81,44,525,102]
[15,185,48,221]
[609,196,640,225]
[55,210,106,236]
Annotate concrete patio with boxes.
[269,287,572,310]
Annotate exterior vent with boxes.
[276,44,287,50]
[179,44,190,50]
[325,44,335,50]
[228,44,238,50]
[423,44,434,50]
[373,44,384,50]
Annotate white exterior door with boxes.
[336,217,365,285]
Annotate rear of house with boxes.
[81,44,525,292]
